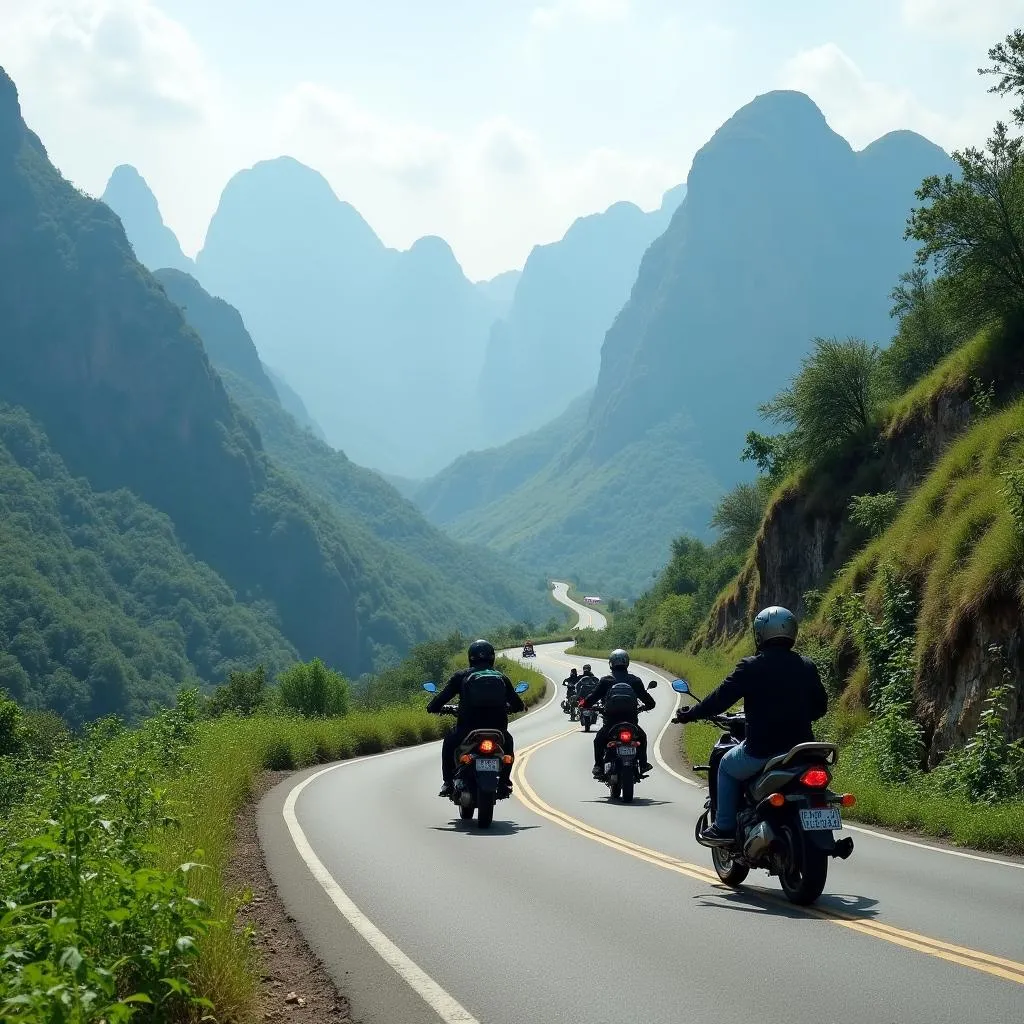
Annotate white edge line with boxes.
[283,757,480,1024]
[278,654,560,1024]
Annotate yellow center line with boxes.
[511,731,1024,986]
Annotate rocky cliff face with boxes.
[699,328,1024,759]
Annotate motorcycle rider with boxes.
[576,664,600,703]
[580,649,655,779]
[428,639,526,798]
[674,606,828,845]
[562,667,580,706]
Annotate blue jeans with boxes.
[715,742,769,831]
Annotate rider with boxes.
[576,664,599,703]
[580,649,655,779]
[674,606,828,845]
[563,667,579,704]
[428,639,526,798]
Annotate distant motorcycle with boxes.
[561,695,579,720]
[671,678,855,905]
[423,680,529,829]
[596,681,657,803]
[522,642,536,658]
[578,705,599,732]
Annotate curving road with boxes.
[260,642,1024,1024]
[550,580,607,630]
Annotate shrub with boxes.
[848,491,902,538]
[207,665,268,718]
[277,658,350,718]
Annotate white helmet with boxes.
[753,607,797,649]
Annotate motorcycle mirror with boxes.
[514,681,529,693]
[422,682,438,693]
[648,680,657,689]
[671,679,691,694]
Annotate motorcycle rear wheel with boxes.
[584,722,592,732]
[621,776,634,803]
[778,826,828,905]
[477,794,495,828]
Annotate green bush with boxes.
[277,658,350,718]
[206,664,268,718]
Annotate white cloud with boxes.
[530,0,631,32]
[779,42,990,151]
[901,0,1024,41]
[270,83,679,278]
[3,0,212,125]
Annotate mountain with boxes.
[100,164,193,274]
[0,66,545,703]
[194,157,498,477]
[476,269,521,315]
[263,364,327,440]
[476,186,686,446]
[151,269,550,641]
[416,92,956,592]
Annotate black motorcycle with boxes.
[423,680,529,829]
[671,679,855,905]
[561,685,579,721]
[597,681,657,803]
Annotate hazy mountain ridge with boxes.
[416,91,957,591]
[476,185,686,446]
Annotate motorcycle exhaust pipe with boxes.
[832,836,854,859]
[743,821,777,860]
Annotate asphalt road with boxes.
[260,641,1024,1024]
[550,580,607,630]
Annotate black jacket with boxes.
[427,667,525,728]
[581,668,655,716]
[687,646,828,758]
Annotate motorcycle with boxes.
[578,703,599,732]
[597,680,657,803]
[561,686,579,720]
[671,678,855,905]
[423,680,529,829]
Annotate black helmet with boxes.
[468,639,495,668]
[609,649,630,669]
[582,664,592,673]
[569,667,578,675]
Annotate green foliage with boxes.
[880,269,973,394]
[0,693,26,756]
[761,336,883,460]
[709,478,772,553]
[741,429,801,484]
[933,645,1024,803]
[277,658,350,718]
[0,405,296,725]
[906,120,1024,321]
[206,665,268,718]
[848,491,902,538]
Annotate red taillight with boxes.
[800,767,830,788]
[618,729,633,742]
[479,739,496,754]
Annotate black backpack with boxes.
[603,679,638,719]
[460,669,508,712]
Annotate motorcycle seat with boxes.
[761,742,838,773]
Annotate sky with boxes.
[2,0,1022,280]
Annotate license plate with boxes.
[475,758,500,772]
[800,807,842,831]
[618,747,636,758]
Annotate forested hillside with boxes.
[152,269,551,637]
[0,65,545,717]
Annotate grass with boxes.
[814,397,1024,668]
[1,665,551,1022]
[584,646,1024,855]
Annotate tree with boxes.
[710,479,772,553]
[906,122,1024,320]
[981,29,1024,127]
[277,658,350,718]
[761,337,882,459]
[740,430,800,483]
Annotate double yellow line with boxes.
[511,731,1024,987]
